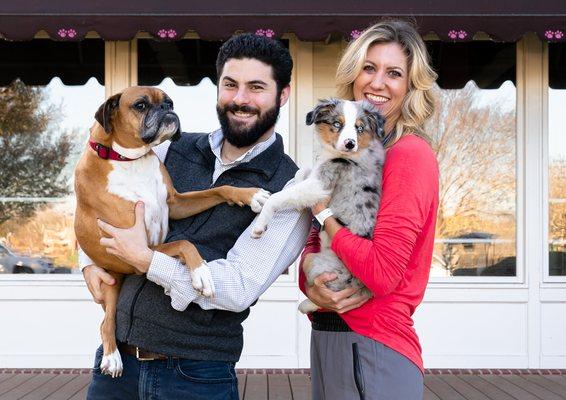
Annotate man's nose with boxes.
[232,88,251,105]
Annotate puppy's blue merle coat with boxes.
[252,98,385,313]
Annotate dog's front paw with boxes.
[298,299,319,314]
[250,189,270,213]
[295,167,312,182]
[191,262,215,297]
[251,222,267,239]
[100,349,123,378]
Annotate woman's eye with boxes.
[333,122,342,129]
[389,70,402,78]
[363,65,375,72]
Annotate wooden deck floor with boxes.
[1,370,566,399]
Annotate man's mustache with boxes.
[223,103,260,115]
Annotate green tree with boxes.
[0,79,76,225]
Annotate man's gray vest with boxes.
[115,132,298,361]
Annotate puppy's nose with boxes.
[344,139,356,150]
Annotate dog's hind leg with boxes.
[153,240,215,297]
[99,271,124,378]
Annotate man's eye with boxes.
[333,122,342,129]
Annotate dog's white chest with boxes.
[107,155,168,246]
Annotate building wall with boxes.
[0,34,565,370]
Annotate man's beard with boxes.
[217,101,280,148]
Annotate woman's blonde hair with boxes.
[336,20,437,146]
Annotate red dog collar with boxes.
[89,141,138,161]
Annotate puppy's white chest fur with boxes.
[107,154,168,246]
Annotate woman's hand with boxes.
[305,272,371,314]
[311,200,329,216]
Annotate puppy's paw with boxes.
[251,223,267,239]
[191,263,215,297]
[100,349,123,378]
[298,299,319,314]
[250,189,270,213]
[295,167,312,182]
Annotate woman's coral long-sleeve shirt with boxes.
[299,134,439,372]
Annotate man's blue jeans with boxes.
[87,345,239,400]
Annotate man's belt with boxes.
[119,343,178,361]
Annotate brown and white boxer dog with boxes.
[74,86,269,377]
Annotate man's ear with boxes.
[306,98,340,126]
[94,93,122,134]
[279,85,291,108]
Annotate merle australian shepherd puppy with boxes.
[252,98,385,313]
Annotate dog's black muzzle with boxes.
[141,111,181,144]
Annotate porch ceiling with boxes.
[1,0,566,42]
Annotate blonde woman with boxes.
[299,20,439,399]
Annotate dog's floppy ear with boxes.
[306,98,340,126]
[361,101,386,140]
[95,93,122,134]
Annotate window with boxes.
[0,39,104,274]
[426,42,517,278]
[548,43,566,277]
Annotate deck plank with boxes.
[457,375,516,400]
[244,374,267,400]
[0,375,15,385]
[237,373,247,400]
[500,375,564,400]
[68,381,91,400]
[44,375,91,400]
[0,374,56,400]
[438,375,492,400]
[425,375,467,400]
[424,385,442,400]
[0,374,35,396]
[20,375,77,400]
[268,374,292,400]
[542,376,566,391]
[522,375,566,398]
[481,375,541,400]
[289,374,311,400]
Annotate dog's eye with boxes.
[134,102,147,111]
[356,125,364,134]
[332,121,342,129]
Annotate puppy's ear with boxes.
[361,101,386,140]
[95,93,122,134]
[306,98,340,126]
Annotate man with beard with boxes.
[82,33,311,400]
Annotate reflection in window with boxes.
[427,80,517,277]
[0,39,104,274]
[549,43,566,276]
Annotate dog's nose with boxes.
[344,139,356,150]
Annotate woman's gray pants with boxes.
[310,330,424,400]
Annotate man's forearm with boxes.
[147,207,311,312]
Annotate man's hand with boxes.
[97,202,154,274]
[305,272,371,314]
[83,265,115,304]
